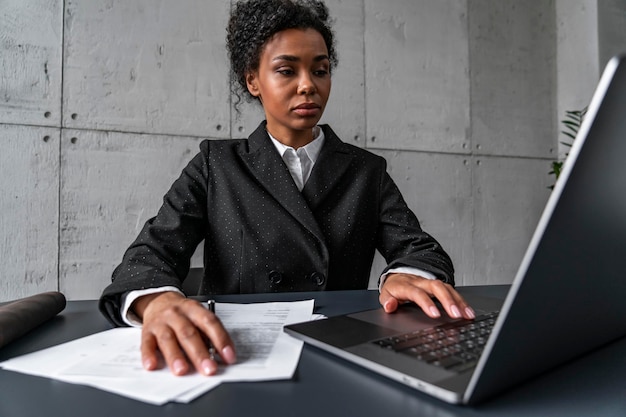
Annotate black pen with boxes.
[207,299,216,360]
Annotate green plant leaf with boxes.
[549,106,587,188]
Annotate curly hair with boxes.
[226,0,338,108]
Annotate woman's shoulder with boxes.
[197,138,250,156]
[321,125,386,165]
[197,123,268,155]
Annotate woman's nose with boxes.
[297,73,316,95]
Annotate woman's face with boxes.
[246,28,331,146]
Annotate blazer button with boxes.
[268,270,283,285]
[310,272,326,286]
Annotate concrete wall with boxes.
[0,0,618,301]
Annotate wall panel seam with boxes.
[57,0,67,293]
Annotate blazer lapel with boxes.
[239,123,326,244]
[302,125,355,210]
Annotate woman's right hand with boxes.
[132,291,237,376]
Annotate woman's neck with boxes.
[266,125,320,149]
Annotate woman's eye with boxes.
[277,69,294,75]
[314,69,329,76]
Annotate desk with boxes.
[1,286,625,417]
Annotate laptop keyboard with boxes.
[372,311,499,373]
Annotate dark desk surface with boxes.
[1,286,625,417]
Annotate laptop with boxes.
[285,54,626,405]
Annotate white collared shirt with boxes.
[267,127,325,191]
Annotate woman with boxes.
[99,0,474,377]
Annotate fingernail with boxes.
[465,307,476,319]
[201,359,217,376]
[142,358,155,370]
[221,345,237,364]
[173,359,186,375]
[429,306,441,318]
[451,305,462,318]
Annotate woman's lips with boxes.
[293,103,321,117]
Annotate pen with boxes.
[207,299,216,361]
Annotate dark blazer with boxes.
[99,123,454,326]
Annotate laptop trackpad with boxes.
[348,304,452,333]
[286,315,401,348]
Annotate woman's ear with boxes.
[245,72,259,97]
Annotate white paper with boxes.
[0,299,314,405]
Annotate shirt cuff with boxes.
[121,286,184,327]
[378,267,437,293]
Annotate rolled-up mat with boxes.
[0,291,67,348]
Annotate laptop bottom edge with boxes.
[285,327,467,404]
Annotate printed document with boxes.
[0,300,315,405]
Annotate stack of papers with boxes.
[0,300,315,405]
